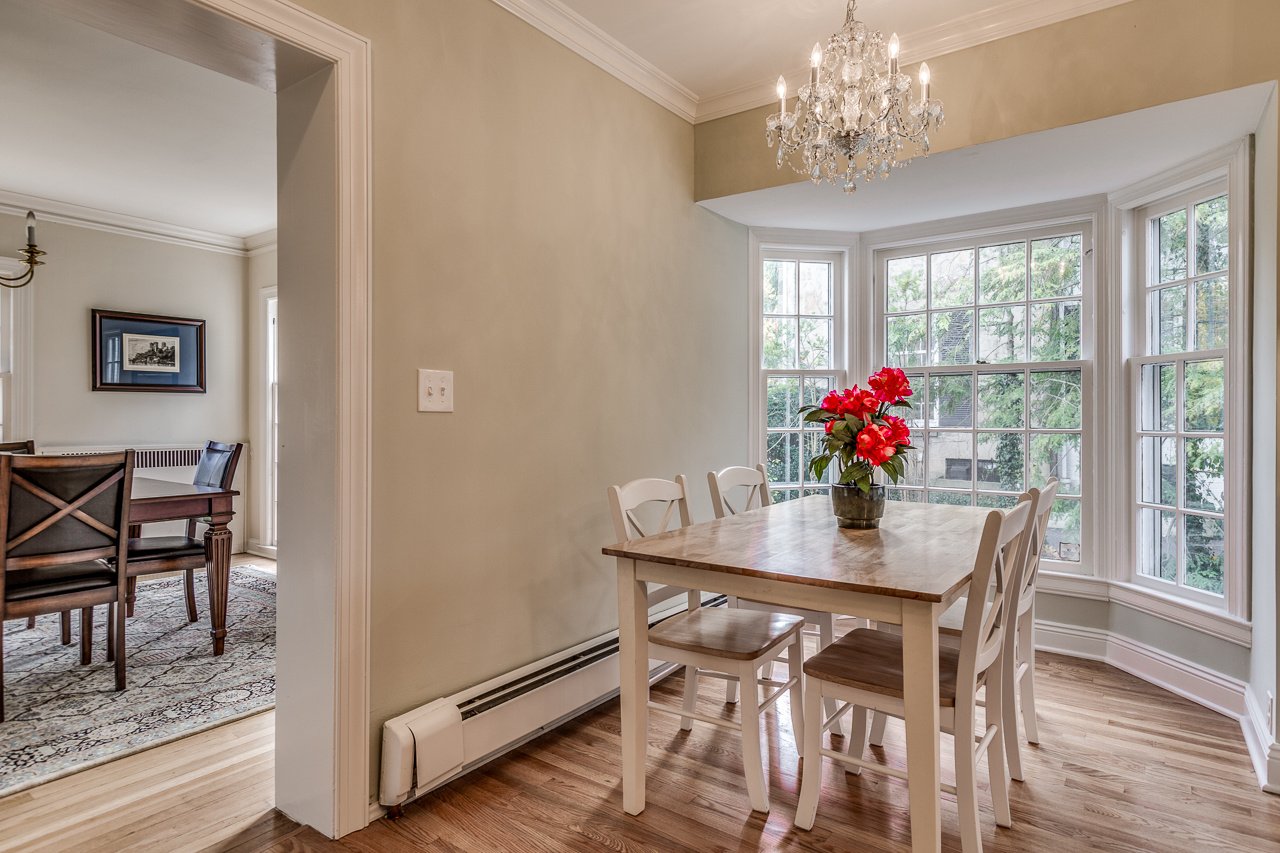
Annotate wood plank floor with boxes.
[3,649,1276,851]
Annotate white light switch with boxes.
[417,369,454,412]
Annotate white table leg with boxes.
[901,599,942,853]
[618,558,649,815]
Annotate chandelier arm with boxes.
[0,269,35,288]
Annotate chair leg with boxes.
[738,659,769,813]
[114,596,127,691]
[0,624,5,722]
[787,636,805,748]
[25,615,35,629]
[60,611,71,645]
[723,598,740,704]
[184,569,198,622]
[1004,624,1025,783]
[954,707,983,853]
[1018,611,1040,745]
[818,615,844,737]
[869,710,888,746]
[79,607,94,665]
[987,668,1013,829]
[793,674,825,830]
[846,706,868,775]
[126,576,137,618]
[106,603,117,662]
[679,665,698,732]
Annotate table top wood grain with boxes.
[603,495,993,603]
[130,476,238,502]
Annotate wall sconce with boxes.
[1,212,46,289]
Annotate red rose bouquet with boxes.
[798,367,916,493]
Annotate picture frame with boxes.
[92,309,206,393]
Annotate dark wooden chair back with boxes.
[193,441,243,490]
[0,440,35,455]
[0,451,135,572]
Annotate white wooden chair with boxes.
[707,465,844,736]
[866,480,1060,781]
[608,474,806,813]
[794,499,1034,852]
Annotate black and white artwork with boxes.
[122,333,180,373]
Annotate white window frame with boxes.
[868,210,1097,575]
[0,258,33,443]
[1109,141,1251,620]
[749,229,853,480]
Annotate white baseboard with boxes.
[1037,619,1274,790]
[246,542,278,560]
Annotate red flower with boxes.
[855,424,897,466]
[882,414,911,446]
[869,367,913,404]
[820,390,845,413]
[824,420,836,434]
[838,386,880,420]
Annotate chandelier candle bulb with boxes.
[919,62,930,101]
[25,211,35,245]
[811,42,822,86]
[777,75,787,115]
[888,32,899,75]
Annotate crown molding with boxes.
[0,188,256,256]
[488,0,698,122]
[245,228,279,256]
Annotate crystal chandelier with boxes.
[766,1,944,193]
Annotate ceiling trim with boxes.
[489,0,699,121]
[245,228,279,257]
[0,188,249,256]
[491,0,1133,125]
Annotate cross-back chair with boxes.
[607,474,806,813]
[0,451,135,721]
[795,498,1034,851]
[0,442,67,641]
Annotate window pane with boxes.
[977,372,1024,429]
[766,377,800,428]
[1139,362,1176,432]
[1185,514,1225,594]
[903,432,926,486]
[1184,437,1225,512]
[887,488,924,502]
[1029,300,1082,361]
[886,256,927,313]
[904,376,926,428]
[1194,195,1228,275]
[928,433,974,489]
[1042,498,1081,562]
[977,493,1018,509]
[1152,286,1187,354]
[1029,370,1082,429]
[766,432,800,486]
[763,260,797,314]
[979,243,1026,304]
[928,374,974,428]
[977,306,1025,364]
[771,489,800,504]
[1139,507,1177,581]
[930,249,975,309]
[799,262,832,314]
[1157,208,1187,283]
[1139,435,1176,506]
[1184,359,1224,432]
[801,376,836,425]
[930,310,974,365]
[977,432,1024,491]
[928,490,973,506]
[1031,433,1081,496]
[799,318,832,369]
[762,318,797,368]
[886,314,927,368]
[1030,235,1082,299]
[1193,276,1228,350]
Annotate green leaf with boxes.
[891,400,913,408]
[810,455,831,482]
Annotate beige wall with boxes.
[282,0,748,784]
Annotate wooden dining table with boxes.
[603,495,993,853]
[129,476,238,656]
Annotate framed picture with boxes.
[92,309,206,392]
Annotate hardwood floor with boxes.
[2,644,1275,850]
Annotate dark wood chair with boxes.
[124,441,243,622]
[0,450,135,721]
[0,442,71,644]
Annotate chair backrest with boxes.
[707,464,772,519]
[958,499,1033,690]
[193,441,243,490]
[1016,478,1060,617]
[0,451,135,576]
[0,441,35,455]
[607,475,693,542]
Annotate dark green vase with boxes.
[831,483,886,529]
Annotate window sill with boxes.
[1037,572,1251,647]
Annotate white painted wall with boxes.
[246,241,277,555]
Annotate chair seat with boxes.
[5,562,116,601]
[125,536,206,560]
[650,607,804,661]
[803,628,963,707]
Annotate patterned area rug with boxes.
[0,566,275,798]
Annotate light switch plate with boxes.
[417,369,453,412]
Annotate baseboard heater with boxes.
[377,596,726,815]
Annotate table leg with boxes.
[205,520,233,656]
[617,557,649,815]
[901,599,942,853]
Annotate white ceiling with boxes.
[700,83,1275,232]
[0,0,275,239]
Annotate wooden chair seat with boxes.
[650,608,805,661]
[6,563,117,601]
[124,536,206,562]
[803,627,965,707]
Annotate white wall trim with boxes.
[246,228,279,256]
[1244,687,1276,792]
[0,188,252,256]
[485,0,1132,124]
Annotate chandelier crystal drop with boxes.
[765,1,944,194]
